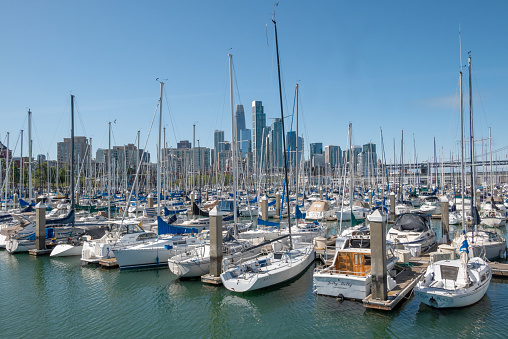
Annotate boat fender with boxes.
[336,294,344,302]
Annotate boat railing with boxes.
[314,265,371,277]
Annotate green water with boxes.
[1,221,508,338]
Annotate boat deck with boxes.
[363,255,430,310]
[317,235,508,311]
[489,262,508,277]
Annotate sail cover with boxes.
[392,213,430,232]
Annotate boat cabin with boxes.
[330,248,372,277]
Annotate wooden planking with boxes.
[489,262,508,277]
[363,254,430,311]
[99,258,118,268]
[201,274,223,285]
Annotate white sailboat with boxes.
[221,22,315,293]
[415,233,491,308]
[221,241,315,292]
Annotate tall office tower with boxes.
[269,118,283,170]
[310,142,323,163]
[252,101,266,173]
[214,130,224,168]
[286,131,304,170]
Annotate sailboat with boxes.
[415,231,491,308]
[221,20,315,293]
[415,52,491,308]
[451,53,506,260]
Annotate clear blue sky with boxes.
[1,1,507,165]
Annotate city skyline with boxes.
[1,1,508,165]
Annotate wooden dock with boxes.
[363,255,430,311]
[99,258,118,268]
[489,262,508,277]
[201,274,222,285]
[316,237,508,311]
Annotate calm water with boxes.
[2,220,508,338]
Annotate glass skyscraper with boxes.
[252,101,266,172]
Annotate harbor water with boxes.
[2,220,508,338]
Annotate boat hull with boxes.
[5,239,35,253]
[221,245,315,292]
[50,244,83,257]
[168,258,210,278]
[314,274,370,300]
[415,278,490,308]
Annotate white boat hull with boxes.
[5,239,35,253]
[168,257,210,278]
[221,245,315,292]
[314,274,371,300]
[50,244,83,257]
[415,280,489,308]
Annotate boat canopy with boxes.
[392,213,430,232]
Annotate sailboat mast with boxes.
[348,123,353,212]
[229,53,238,235]
[157,81,164,216]
[468,53,476,227]
[489,127,493,197]
[273,19,292,249]
[70,95,75,226]
[20,130,23,199]
[108,121,111,220]
[4,132,9,210]
[295,83,299,224]
[28,109,32,202]
[460,64,466,231]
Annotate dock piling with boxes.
[35,202,46,251]
[370,210,387,300]
[209,206,223,277]
[276,192,281,217]
[390,192,395,221]
[261,196,268,221]
[441,198,449,243]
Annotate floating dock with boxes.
[363,255,430,310]
[99,258,119,268]
[317,240,508,311]
[201,274,222,285]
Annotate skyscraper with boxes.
[286,131,303,169]
[235,105,251,159]
[252,101,266,173]
[269,118,283,169]
[359,142,377,176]
[325,145,342,168]
[310,143,323,162]
[235,105,246,143]
[214,130,224,170]
[239,129,251,158]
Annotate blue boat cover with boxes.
[295,205,306,219]
[257,218,280,227]
[157,216,199,235]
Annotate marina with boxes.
[2,218,508,337]
[3,1,508,337]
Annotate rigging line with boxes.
[30,115,45,157]
[73,98,88,137]
[16,114,28,141]
[448,74,461,154]
[232,60,242,106]
[471,65,490,134]
[163,86,180,146]
[120,100,160,224]
[111,124,117,147]
[44,98,70,156]
[0,131,21,194]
